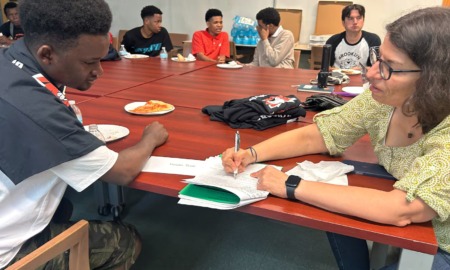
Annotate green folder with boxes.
[179,184,240,204]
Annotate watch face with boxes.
[285,175,301,201]
[286,176,301,187]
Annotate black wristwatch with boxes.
[285,175,301,200]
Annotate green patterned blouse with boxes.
[314,89,450,252]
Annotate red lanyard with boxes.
[32,73,69,107]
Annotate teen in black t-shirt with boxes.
[121,5,173,56]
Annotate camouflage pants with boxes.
[4,220,140,270]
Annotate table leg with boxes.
[398,248,434,270]
[370,242,388,270]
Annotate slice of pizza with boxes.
[130,100,174,113]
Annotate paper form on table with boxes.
[142,156,205,176]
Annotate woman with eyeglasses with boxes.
[222,7,450,270]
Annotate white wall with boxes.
[106,0,441,44]
[275,0,441,43]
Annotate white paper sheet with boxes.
[286,161,353,186]
[178,156,282,210]
[141,156,205,176]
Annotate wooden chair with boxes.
[169,33,188,50]
[182,40,192,57]
[112,36,119,51]
[293,50,301,69]
[6,220,90,270]
[168,33,188,58]
[229,41,248,62]
[229,41,237,61]
[309,45,324,70]
[117,29,128,48]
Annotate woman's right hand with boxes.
[221,147,256,173]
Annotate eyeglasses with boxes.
[369,47,421,80]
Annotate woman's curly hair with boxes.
[387,7,450,133]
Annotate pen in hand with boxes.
[234,131,240,179]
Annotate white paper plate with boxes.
[171,57,196,63]
[124,101,175,115]
[340,69,362,75]
[217,63,243,69]
[84,124,129,142]
[124,54,149,59]
[342,86,364,94]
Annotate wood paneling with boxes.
[276,9,302,43]
[315,1,353,35]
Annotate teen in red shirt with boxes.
[192,9,229,63]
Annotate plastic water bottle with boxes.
[119,45,129,56]
[69,100,83,123]
[231,28,237,38]
[160,47,168,60]
[88,124,106,143]
[235,36,243,45]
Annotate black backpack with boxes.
[101,44,121,61]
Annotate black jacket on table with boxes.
[0,39,103,185]
[202,94,306,130]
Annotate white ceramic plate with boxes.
[342,86,364,94]
[217,63,243,69]
[84,124,129,142]
[171,57,196,63]
[124,54,149,59]
[340,69,362,75]
[124,101,175,115]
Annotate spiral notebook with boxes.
[297,84,334,93]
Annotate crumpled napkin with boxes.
[186,53,196,61]
[286,161,354,186]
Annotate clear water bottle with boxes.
[119,44,129,56]
[69,100,83,123]
[160,47,168,60]
[88,124,106,143]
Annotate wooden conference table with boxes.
[66,57,215,97]
[75,60,437,270]
[110,64,327,113]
